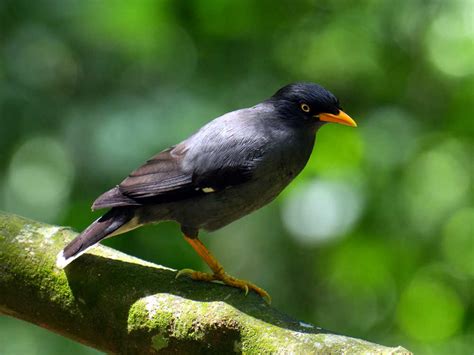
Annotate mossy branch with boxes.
[0,211,410,354]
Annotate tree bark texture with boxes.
[0,211,411,354]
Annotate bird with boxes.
[56,82,357,303]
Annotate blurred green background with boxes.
[0,0,472,354]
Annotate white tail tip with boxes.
[56,250,71,269]
[56,244,97,269]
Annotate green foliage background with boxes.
[0,1,472,353]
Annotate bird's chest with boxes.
[195,135,314,231]
[260,131,315,184]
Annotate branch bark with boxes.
[0,211,410,354]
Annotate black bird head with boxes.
[270,82,357,128]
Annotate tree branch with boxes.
[0,211,410,354]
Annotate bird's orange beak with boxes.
[318,111,357,127]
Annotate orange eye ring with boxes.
[300,103,310,112]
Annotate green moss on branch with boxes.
[0,211,410,354]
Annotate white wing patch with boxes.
[202,187,215,193]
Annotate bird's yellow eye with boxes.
[300,103,310,112]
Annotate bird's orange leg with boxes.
[176,235,271,303]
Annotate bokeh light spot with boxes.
[275,14,380,81]
[442,208,474,278]
[427,2,474,77]
[282,180,363,245]
[397,277,464,342]
[3,136,74,222]
[362,107,419,170]
[402,139,469,234]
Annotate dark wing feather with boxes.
[118,145,192,198]
[92,145,193,209]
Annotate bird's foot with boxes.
[176,268,271,304]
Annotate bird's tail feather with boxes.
[56,208,133,269]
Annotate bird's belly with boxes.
[169,175,291,232]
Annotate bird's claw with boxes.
[176,268,271,304]
[243,284,249,296]
[175,268,203,279]
[175,268,193,279]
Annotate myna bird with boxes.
[56,83,357,302]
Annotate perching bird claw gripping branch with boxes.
[0,211,410,354]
